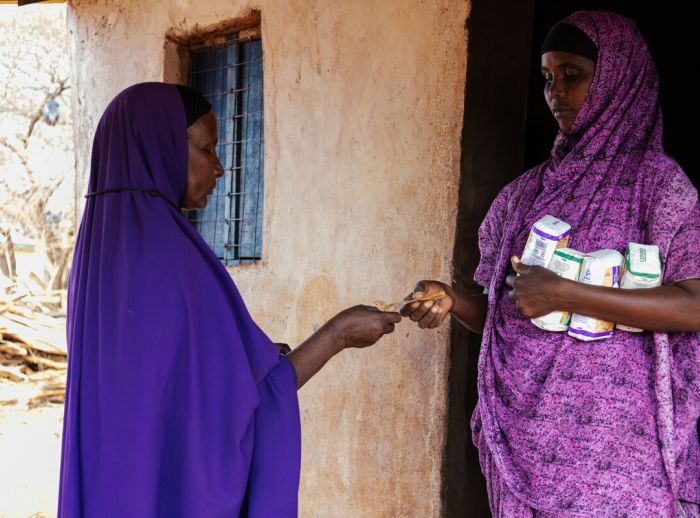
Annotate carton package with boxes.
[532,248,585,331]
[568,249,624,341]
[617,243,662,333]
[521,215,571,268]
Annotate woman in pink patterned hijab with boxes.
[404,11,700,516]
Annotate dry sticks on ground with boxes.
[0,281,67,385]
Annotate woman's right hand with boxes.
[288,305,401,389]
[400,281,454,329]
[329,305,402,350]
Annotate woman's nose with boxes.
[549,78,565,98]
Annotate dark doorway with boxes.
[450,1,699,517]
[448,0,534,516]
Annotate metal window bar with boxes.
[189,58,263,75]
[186,33,264,266]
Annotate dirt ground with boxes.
[0,373,65,518]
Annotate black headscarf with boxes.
[175,84,212,128]
[541,22,598,61]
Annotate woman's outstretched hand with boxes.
[329,305,402,349]
[400,281,455,329]
[287,305,401,389]
[505,256,564,318]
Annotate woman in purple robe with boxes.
[403,11,700,516]
[57,82,401,517]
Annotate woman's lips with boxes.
[552,106,574,117]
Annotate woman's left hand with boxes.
[505,256,565,318]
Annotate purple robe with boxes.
[58,83,301,517]
[472,12,700,516]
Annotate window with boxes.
[187,32,264,266]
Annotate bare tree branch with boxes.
[24,78,70,145]
[0,5,74,290]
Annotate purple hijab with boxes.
[58,83,301,517]
[473,11,700,515]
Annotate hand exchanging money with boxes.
[400,281,455,329]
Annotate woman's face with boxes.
[182,111,224,210]
[541,51,596,134]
